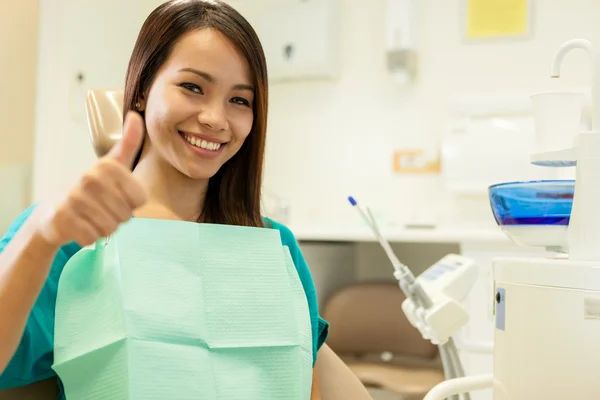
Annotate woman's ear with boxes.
[135,95,146,112]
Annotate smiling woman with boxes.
[123,1,269,226]
[0,1,371,399]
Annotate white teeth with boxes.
[183,134,222,151]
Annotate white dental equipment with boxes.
[401,254,478,347]
[423,38,600,400]
[348,196,477,400]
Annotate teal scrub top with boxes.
[0,205,329,397]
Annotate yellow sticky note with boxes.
[466,0,530,39]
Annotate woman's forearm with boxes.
[0,209,59,374]
[316,344,372,399]
[311,367,322,399]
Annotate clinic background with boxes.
[0,1,596,399]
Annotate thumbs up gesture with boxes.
[38,111,148,247]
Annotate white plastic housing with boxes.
[401,296,470,345]
[567,131,600,260]
[257,0,340,83]
[399,254,477,345]
[415,254,478,303]
[492,257,600,399]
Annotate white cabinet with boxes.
[256,0,340,83]
[458,242,552,400]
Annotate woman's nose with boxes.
[197,101,228,132]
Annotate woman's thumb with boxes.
[107,111,145,168]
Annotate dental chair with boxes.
[322,282,445,400]
[85,88,124,157]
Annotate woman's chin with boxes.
[179,166,220,181]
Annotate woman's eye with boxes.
[231,97,250,107]
[180,83,203,94]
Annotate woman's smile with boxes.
[178,130,227,159]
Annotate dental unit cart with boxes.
[352,38,600,400]
[349,197,477,400]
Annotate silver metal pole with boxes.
[446,338,471,400]
[439,343,460,400]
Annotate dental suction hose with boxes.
[423,374,494,400]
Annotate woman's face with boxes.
[139,27,255,180]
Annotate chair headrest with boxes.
[85,89,124,157]
[322,282,438,359]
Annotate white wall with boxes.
[236,0,600,230]
[32,0,165,203]
[0,0,38,165]
[0,1,38,232]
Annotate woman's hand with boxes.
[37,111,147,247]
[0,112,147,376]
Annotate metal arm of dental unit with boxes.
[348,197,479,400]
[423,38,600,400]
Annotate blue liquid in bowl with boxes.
[488,180,574,226]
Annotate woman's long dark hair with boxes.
[123,0,268,227]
